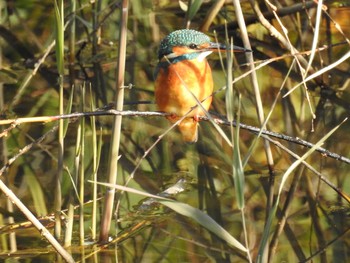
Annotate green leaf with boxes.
[159,199,248,252]
[54,0,64,75]
[233,95,244,209]
[187,0,204,21]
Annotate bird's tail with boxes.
[178,119,198,143]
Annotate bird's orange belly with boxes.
[155,59,213,119]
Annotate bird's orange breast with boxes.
[154,58,213,118]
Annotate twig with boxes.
[1,109,349,165]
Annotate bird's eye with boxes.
[188,43,197,49]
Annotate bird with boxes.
[154,29,248,143]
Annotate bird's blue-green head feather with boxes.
[158,29,211,59]
[154,29,249,79]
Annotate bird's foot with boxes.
[167,113,178,121]
[193,115,200,122]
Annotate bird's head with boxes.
[157,29,248,62]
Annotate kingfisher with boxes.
[155,29,248,143]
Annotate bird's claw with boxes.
[167,113,178,121]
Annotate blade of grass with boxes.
[303,0,323,77]
[23,167,48,216]
[67,0,76,87]
[90,84,102,240]
[159,200,247,252]
[79,85,86,245]
[62,22,75,244]
[224,32,250,260]
[65,89,81,247]
[232,94,251,262]
[224,33,245,209]
[184,0,203,27]
[233,96,245,209]
[54,0,64,239]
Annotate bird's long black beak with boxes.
[208,42,251,53]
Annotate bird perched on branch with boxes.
[154,29,248,143]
